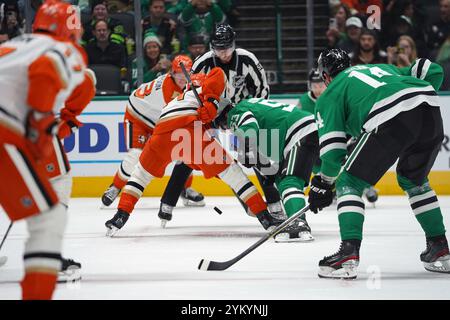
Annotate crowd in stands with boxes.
[326,0,450,89]
[1,0,449,92]
[1,0,239,94]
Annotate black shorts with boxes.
[344,104,444,186]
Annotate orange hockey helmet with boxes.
[33,0,82,43]
[171,54,193,74]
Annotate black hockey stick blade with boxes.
[198,205,310,271]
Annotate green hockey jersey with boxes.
[316,59,443,180]
[227,98,317,163]
[298,91,317,115]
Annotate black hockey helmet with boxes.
[317,48,350,80]
[211,23,236,50]
[308,68,322,83]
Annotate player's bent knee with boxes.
[121,148,142,175]
[397,175,432,196]
[336,171,368,197]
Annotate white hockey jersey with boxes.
[126,73,183,129]
[0,34,86,136]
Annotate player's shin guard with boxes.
[113,148,142,190]
[118,162,153,214]
[275,176,313,242]
[336,171,368,241]
[398,177,446,238]
[22,203,67,299]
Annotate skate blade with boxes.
[275,232,315,243]
[160,219,168,228]
[0,256,7,267]
[58,267,82,283]
[182,199,206,207]
[424,255,450,274]
[318,261,358,279]
[106,226,119,237]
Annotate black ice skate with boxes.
[101,184,121,207]
[256,210,285,231]
[364,186,378,207]
[105,210,129,237]
[58,257,81,283]
[275,219,314,243]
[158,203,174,228]
[318,240,361,279]
[181,187,205,207]
[420,235,450,274]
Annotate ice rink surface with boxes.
[1,196,450,300]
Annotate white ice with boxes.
[1,196,450,300]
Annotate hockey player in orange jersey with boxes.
[105,67,285,236]
[0,0,95,299]
[100,55,205,208]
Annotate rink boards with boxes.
[65,94,450,196]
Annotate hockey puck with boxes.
[213,207,222,215]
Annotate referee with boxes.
[158,23,283,225]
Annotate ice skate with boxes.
[256,210,285,231]
[275,219,314,243]
[181,187,205,207]
[101,184,120,207]
[158,203,174,228]
[105,210,129,237]
[318,240,360,279]
[364,186,378,207]
[58,257,81,283]
[420,235,450,274]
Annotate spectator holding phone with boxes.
[387,35,417,67]
[326,3,351,48]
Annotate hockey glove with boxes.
[26,111,59,160]
[198,94,220,124]
[57,108,83,139]
[308,175,335,213]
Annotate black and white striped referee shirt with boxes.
[192,48,269,104]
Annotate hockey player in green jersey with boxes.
[308,48,449,278]
[298,68,327,115]
[300,68,379,204]
[214,97,319,242]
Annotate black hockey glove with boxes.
[308,175,335,213]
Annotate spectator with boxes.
[387,35,417,67]
[437,34,450,66]
[381,0,427,57]
[142,0,176,54]
[132,32,171,86]
[336,16,363,53]
[426,0,450,58]
[326,3,351,48]
[82,0,126,47]
[107,0,133,13]
[350,29,387,65]
[186,34,207,60]
[179,0,226,49]
[0,0,23,39]
[85,19,128,77]
[340,0,383,16]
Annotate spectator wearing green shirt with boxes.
[132,32,171,87]
[179,0,226,50]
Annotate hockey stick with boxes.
[179,62,203,106]
[198,204,310,271]
[0,222,13,267]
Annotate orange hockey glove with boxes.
[57,108,83,139]
[198,94,220,124]
[26,111,59,160]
